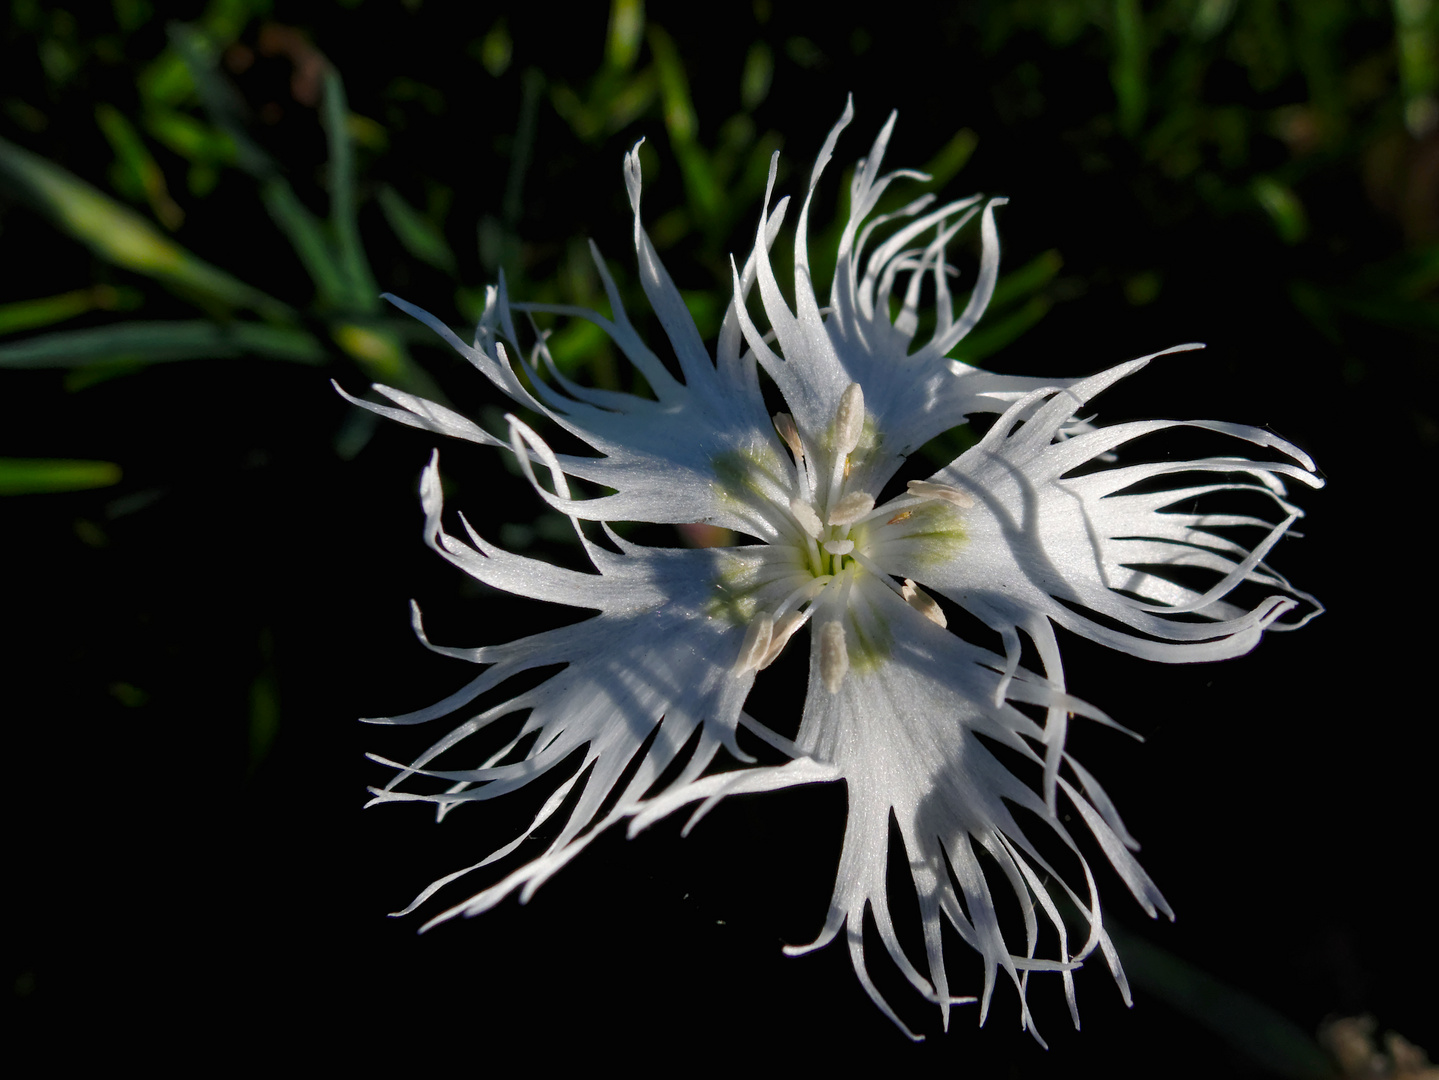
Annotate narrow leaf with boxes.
[0,321,327,368]
[0,135,290,318]
[0,458,121,495]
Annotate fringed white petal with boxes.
[904,353,1322,682]
[734,102,1085,497]
[778,577,1161,1042]
[351,106,1320,1044]
[369,451,798,921]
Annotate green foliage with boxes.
[2,0,1430,1065]
[0,457,121,494]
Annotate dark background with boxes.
[4,1,1434,1073]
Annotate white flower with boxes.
[343,100,1321,1041]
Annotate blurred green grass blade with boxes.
[378,185,457,273]
[649,26,719,221]
[259,178,350,307]
[95,103,184,230]
[0,458,121,495]
[0,134,291,319]
[606,0,645,72]
[0,286,139,335]
[1112,929,1332,1080]
[1393,0,1439,135]
[167,22,272,176]
[740,42,773,110]
[0,320,326,368]
[166,23,354,307]
[1111,0,1148,136]
[949,251,1063,363]
[144,108,237,171]
[248,629,280,775]
[989,249,1063,310]
[331,322,441,395]
[922,128,979,188]
[322,68,378,310]
[1252,175,1308,243]
[649,25,697,144]
[951,295,1052,363]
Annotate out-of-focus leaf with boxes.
[321,69,378,311]
[0,286,139,335]
[139,48,195,109]
[259,180,351,307]
[166,23,271,176]
[1393,0,1439,135]
[331,323,417,386]
[649,26,697,145]
[144,109,237,169]
[248,629,279,774]
[477,20,513,78]
[1252,175,1308,243]
[0,134,290,319]
[95,103,184,229]
[951,295,1052,364]
[988,249,1063,310]
[606,0,645,72]
[0,458,122,495]
[740,42,773,110]
[0,321,326,368]
[378,185,457,274]
[922,128,979,188]
[649,26,721,226]
[167,24,354,308]
[1111,0,1148,136]
[1112,928,1332,1080]
[1192,0,1238,41]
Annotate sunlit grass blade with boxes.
[950,250,1063,364]
[649,25,718,222]
[0,286,139,336]
[0,135,290,319]
[0,458,122,495]
[0,320,326,368]
[988,249,1063,310]
[321,68,378,310]
[377,185,457,274]
[95,103,184,229]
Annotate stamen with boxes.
[773,412,805,462]
[834,383,865,457]
[827,491,875,526]
[823,539,854,555]
[758,610,808,670]
[732,614,774,675]
[788,497,824,539]
[773,576,831,621]
[906,479,976,508]
[819,621,849,693]
[900,579,947,627]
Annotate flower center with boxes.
[717,383,971,692]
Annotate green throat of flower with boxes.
[712,382,971,694]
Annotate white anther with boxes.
[819,621,850,693]
[758,610,807,670]
[906,479,976,509]
[773,412,805,461]
[732,614,774,675]
[823,539,854,555]
[827,491,875,526]
[789,498,824,539]
[900,579,947,628]
[834,383,865,457]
